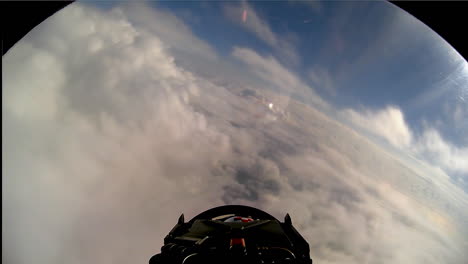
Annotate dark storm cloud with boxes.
[3,3,467,264]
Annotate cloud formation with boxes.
[3,3,468,264]
[4,4,231,264]
[414,128,468,176]
[344,106,413,148]
[343,105,468,181]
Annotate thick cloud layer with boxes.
[3,3,467,264]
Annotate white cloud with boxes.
[121,3,218,63]
[3,3,468,264]
[344,106,413,148]
[343,105,468,180]
[414,128,468,174]
[3,4,230,264]
[224,2,299,65]
[3,44,65,121]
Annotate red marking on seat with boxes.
[230,238,246,247]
